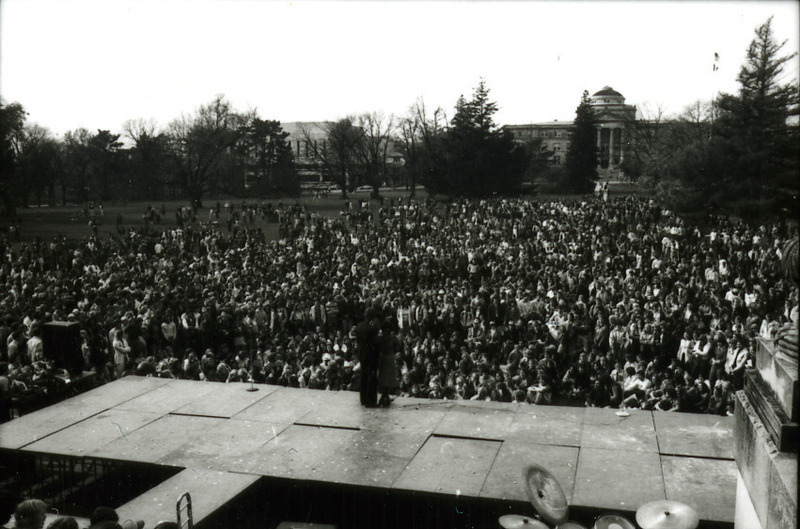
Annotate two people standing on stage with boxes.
[356,308,399,407]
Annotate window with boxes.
[554,143,561,152]
[552,155,561,165]
[555,130,562,138]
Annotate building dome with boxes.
[590,86,625,105]
[593,86,623,98]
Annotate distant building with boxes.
[281,121,332,182]
[503,86,637,179]
[281,121,405,187]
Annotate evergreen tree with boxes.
[713,16,799,218]
[564,90,598,193]
[0,98,26,216]
[426,79,528,196]
[245,118,298,196]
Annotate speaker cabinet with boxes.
[42,321,83,375]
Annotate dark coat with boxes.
[378,332,400,389]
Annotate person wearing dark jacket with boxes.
[356,308,380,407]
[377,321,400,407]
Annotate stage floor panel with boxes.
[174,381,279,418]
[581,407,659,453]
[653,412,734,459]
[232,386,330,425]
[25,409,162,457]
[0,402,108,450]
[480,441,579,503]
[114,468,260,529]
[661,455,738,524]
[93,414,224,464]
[435,404,517,441]
[114,380,220,415]
[301,427,428,488]
[507,405,584,447]
[392,435,502,497]
[572,447,665,512]
[292,389,385,430]
[237,424,364,482]
[65,375,172,406]
[158,419,289,470]
[360,399,451,433]
[0,377,738,525]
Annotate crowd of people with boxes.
[0,196,797,422]
[0,494,173,528]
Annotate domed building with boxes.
[503,86,637,180]
[590,86,637,176]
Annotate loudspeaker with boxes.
[42,321,83,375]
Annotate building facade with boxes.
[281,121,332,182]
[503,86,637,179]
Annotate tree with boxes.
[17,124,62,207]
[168,95,250,206]
[303,117,363,198]
[426,79,528,196]
[622,103,667,179]
[63,128,93,203]
[0,99,27,217]
[123,118,173,200]
[87,129,123,200]
[713,16,800,218]
[564,90,599,193]
[356,112,394,198]
[243,118,298,196]
[398,97,447,198]
[520,137,553,190]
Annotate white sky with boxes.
[1,0,798,137]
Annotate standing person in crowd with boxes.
[356,308,380,407]
[0,362,11,423]
[111,330,130,379]
[26,326,43,364]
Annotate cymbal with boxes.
[556,522,588,529]
[636,500,699,529]
[593,514,636,529]
[498,514,549,529]
[523,464,569,525]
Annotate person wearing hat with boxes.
[355,308,380,407]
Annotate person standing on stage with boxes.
[356,308,380,407]
[377,320,400,407]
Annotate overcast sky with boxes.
[1,0,798,137]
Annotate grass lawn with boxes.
[3,188,424,244]
[3,182,645,244]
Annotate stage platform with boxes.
[0,377,737,527]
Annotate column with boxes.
[608,127,615,170]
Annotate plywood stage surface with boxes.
[0,377,737,525]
